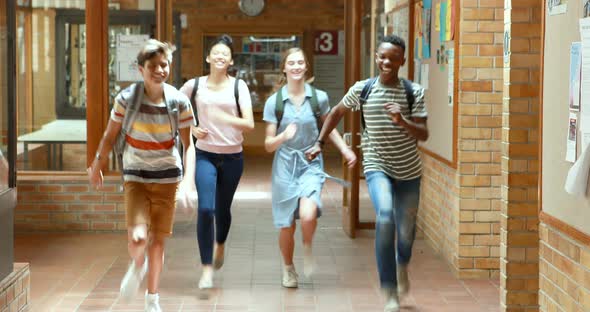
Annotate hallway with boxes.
[14,156,500,312]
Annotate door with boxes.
[341,0,363,238]
[0,0,16,281]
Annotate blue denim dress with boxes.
[263,86,330,228]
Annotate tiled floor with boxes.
[14,155,500,312]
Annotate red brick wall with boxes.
[15,177,125,232]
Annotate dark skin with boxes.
[305,42,429,161]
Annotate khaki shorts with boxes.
[124,181,179,236]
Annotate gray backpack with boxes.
[113,82,180,172]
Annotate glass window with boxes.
[203,34,302,113]
[15,0,174,171]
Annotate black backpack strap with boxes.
[359,77,378,130]
[275,86,285,130]
[401,78,415,115]
[235,78,242,117]
[308,84,322,130]
[190,77,199,126]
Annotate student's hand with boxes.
[282,123,297,141]
[193,127,209,139]
[305,142,322,161]
[384,102,406,125]
[87,165,103,190]
[176,178,197,215]
[342,147,357,168]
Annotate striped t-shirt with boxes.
[342,78,427,180]
[111,90,195,184]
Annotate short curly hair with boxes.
[380,35,406,53]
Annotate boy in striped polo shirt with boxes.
[305,35,429,312]
[88,39,195,312]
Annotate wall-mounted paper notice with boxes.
[578,18,590,148]
[567,112,578,162]
[548,0,567,16]
[420,64,429,90]
[570,42,582,111]
[565,139,590,196]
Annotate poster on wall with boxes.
[584,0,590,18]
[414,0,431,59]
[439,0,454,42]
[570,42,582,111]
[548,0,567,15]
[579,18,590,148]
[447,47,454,107]
[566,112,578,163]
[116,34,149,82]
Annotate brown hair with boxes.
[136,39,175,67]
[274,47,314,91]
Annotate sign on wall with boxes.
[116,34,149,82]
[314,31,339,55]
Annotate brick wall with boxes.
[418,0,505,279]
[0,263,30,312]
[417,154,460,274]
[15,176,125,232]
[539,223,590,311]
[500,0,542,311]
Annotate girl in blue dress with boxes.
[263,48,357,288]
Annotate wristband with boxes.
[317,139,325,147]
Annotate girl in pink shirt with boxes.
[179,34,254,296]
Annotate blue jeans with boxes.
[195,148,243,265]
[365,171,421,290]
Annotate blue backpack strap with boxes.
[401,78,415,115]
[275,86,285,130]
[308,84,322,130]
[359,77,378,130]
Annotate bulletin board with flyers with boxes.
[402,0,458,166]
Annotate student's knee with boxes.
[128,224,148,243]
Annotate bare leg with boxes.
[299,198,317,246]
[299,198,318,277]
[147,232,166,294]
[279,223,296,266]
[127,224,148,267]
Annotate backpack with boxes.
[275,84,322,130]
[113,82,180,172]
[359,77,415,129]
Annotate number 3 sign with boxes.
[314,31,338,55]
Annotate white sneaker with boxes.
[384,290,400,312]
[120,258,148,301]
[198,272,213,289]
[303,245,315,278]
[397,265,409,298]
[145,292,162,312]
[282,266,298,288]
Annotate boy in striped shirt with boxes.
[305,35,429,312]
[88,39,195,312]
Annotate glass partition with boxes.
[15,0,181,171]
